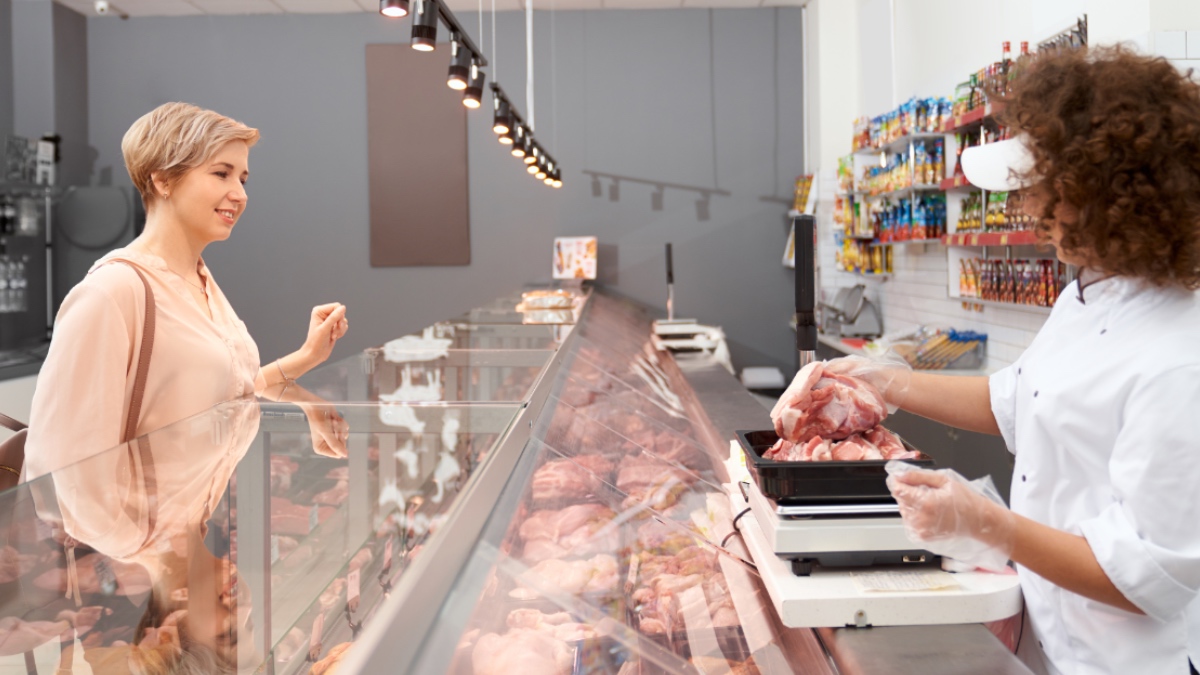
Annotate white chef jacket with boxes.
[990,275,1200,675]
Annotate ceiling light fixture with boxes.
[509,127,526,155]
[380,0,408,17]
[447,37,472,90]
[492,96,511,135]
[543,161,556,185]
[552,172,563,189]
[411,0,438,51]
[524,144,538,165]
[462,61,484,108]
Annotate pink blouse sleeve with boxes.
[26,265,144,480]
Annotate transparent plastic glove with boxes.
[824,352,913,412]
[885,460,1016,572]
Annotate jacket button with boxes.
[1022,475,1027,482]
[1034,391,1039,397]
[1018,368,1022,375]
[1100,329,1107,335]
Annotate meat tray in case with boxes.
[735,429,935,505]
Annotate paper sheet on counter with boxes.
[850,571,962,593]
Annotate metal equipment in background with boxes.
[820,283,883,338]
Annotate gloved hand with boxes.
[885,461,1016,572]
[824,352,913,411]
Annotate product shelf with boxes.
[943,230,1039,247]
[860,183,943,200]
[852,132,946,158]
[941,102,1005,133]
[939,175,975,191]
[871,238,943,247]
[955,297,1053,313]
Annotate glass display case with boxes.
[0,396,522,674]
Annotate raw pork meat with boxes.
[763,425,917,462]
[313,480,349,506]
[270,455,299,492]
[311,642,353,675]
[629,546,738,635]
[616,454,696,512]
[271,497,334,536]
[510,554,618,600]
[771,362,887,442]
[519,504,619,563]
[530,455,614,502]
[472,629,572,675]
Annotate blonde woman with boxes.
[25,102,349,479]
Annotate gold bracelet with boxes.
[275,359,296,386]
[0,465,19,478]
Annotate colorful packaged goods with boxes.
[959,258,1067,308]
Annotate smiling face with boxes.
[153,140,250,246]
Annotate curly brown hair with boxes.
[998,46,1200,289]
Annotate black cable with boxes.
[1013,602,1026,655]
[720,507,758,571]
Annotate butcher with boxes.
[818,47,1200,675]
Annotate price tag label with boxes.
[970,235,979,246]
[1000,234,1008,246]
[310,614,324,651]
[309,505,319,533]
[348,569,361,606]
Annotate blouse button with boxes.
[1033,391,1039,398]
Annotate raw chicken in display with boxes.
[311,642,353,675]
[616,454,696,512]
[519,504,619,563]
[472,628,573,675]
[505,609,602,642]
[771,361,887,442]
[763,425,918,462]
[530,455,614,503]
[629,546,738,635]
[509,554,618,600]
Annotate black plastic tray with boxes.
[735,429,935,505]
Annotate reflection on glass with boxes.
[0,393,520,675]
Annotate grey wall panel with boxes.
[12,0,53,141]
[0,0,13,138]
[365,44,470,267]
[84,9,804,374]
[52,2,89,187]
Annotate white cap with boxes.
[960,136,1036,191]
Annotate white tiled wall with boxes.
[814,172,1050,373]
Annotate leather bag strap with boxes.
[120,264,157,548]
[122,264,155,444]
[0,412,27,433]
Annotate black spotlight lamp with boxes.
[543,161,556,185]
[380,0,408,17]
[411,0,438,52]
[526,147,541,173]
[506,124,525,149]
[447,37,471,90]
[536,158,549,181]
[492,96,511,135]
[524,143,539,165]
[519,133,534,159]
[462,62,484,108]
[552,171,563,188]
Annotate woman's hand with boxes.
[885,461,1016,572]
[301,303,349,368]
[298,402,349,459]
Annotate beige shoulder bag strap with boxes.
[121,264,157,548]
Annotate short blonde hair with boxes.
[122,102,259,210]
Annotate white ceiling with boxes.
[54,0,804,18]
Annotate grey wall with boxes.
[85,8,804,374]
[52,2,88,187]
[0,0,13,138]
[11,0,52,141]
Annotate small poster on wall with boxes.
[553,236,598,280]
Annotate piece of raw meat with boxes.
[506,609,600,642]
[313,480,349,506]
[519,504,619,563]
[271,497,335,536]
[616,454,696,512]
[771,362,887,442]
[472,629,572,675]
[509,554,618,600]
[530,455,614,503]
[311,642,353,675]
[0,546,39,584]
[762,425,915,463]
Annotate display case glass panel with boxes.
[0,397,521,675]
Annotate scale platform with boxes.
[729,483,1023,628]
[742,479,932,575]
